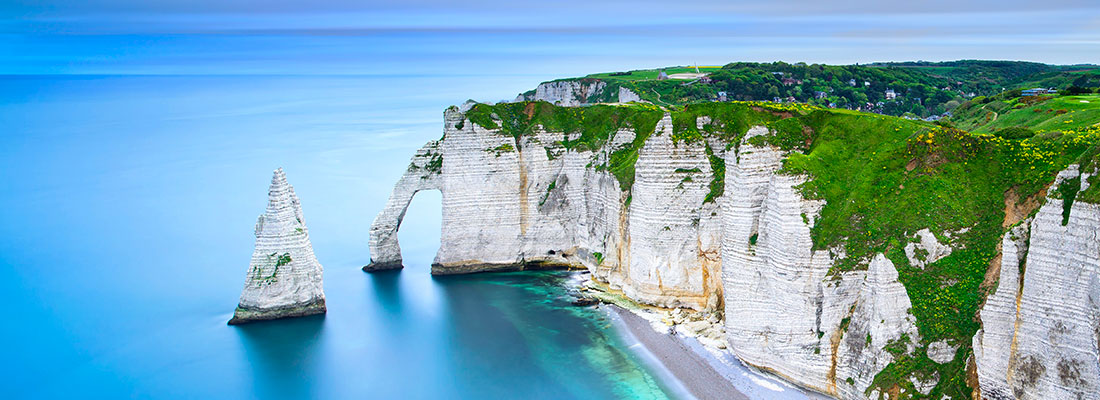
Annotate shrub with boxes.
[994,127,1035,140]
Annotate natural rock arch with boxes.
[365,140,442,271]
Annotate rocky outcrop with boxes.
[836,255,921,400]
[904,228,952,269]
[973,166,1100,400]
[230,168,325,324]
[618,87,643,103]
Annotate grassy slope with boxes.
[464,100,1100,399]
[952,94,1100,133]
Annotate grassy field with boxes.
[584,66,723,82]
[951,94,1100,133]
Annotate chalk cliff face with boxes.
[515,80,606,106]
[515,80,643,106]
[230,168,325,324]
[973,166,1100,400]
[720,129,920,398]
[618,86,643,103]
[370,106,723,310]
[370,101,1100,399]
[623,116,723,310]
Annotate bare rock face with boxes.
[431,106,586,273]
[973,166,1100,400]
[229,168,325,324]
[904,228,952,269]
[622,116,723,310]
[515,80,608,106]
[833,254,921,399]
[618,87,643,103]
[927,339,957,364]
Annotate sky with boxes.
[1,0,1098,75]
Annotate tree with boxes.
[766,84,780,99]
[1062,86,1091,95]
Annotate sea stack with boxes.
[229,168,326,325]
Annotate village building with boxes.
[1021,88,1056,96]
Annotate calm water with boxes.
[0,74,682,398]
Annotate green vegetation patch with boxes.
[1054,175,1081,225]
[539,179,557,207]
[253,252,292,286]
[487,143,515,157]
[704,145,725,203]
[777,108,1099,397]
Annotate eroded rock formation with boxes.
[366,140,442,271]
[229,168,325,324]
[973,166,1100,400]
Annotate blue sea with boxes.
[0,23,849,397]
[0,72,699,398]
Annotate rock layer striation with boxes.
[230,168,325,324]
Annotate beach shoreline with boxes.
[565,272,831,400]
[608,304,748,400]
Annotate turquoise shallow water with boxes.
[0,74,681,399]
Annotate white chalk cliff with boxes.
[230,168,325,324]
[515,80,643,106]
[973,166,1100,400]
[720,128,920,398]
[370,103,1100,399]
